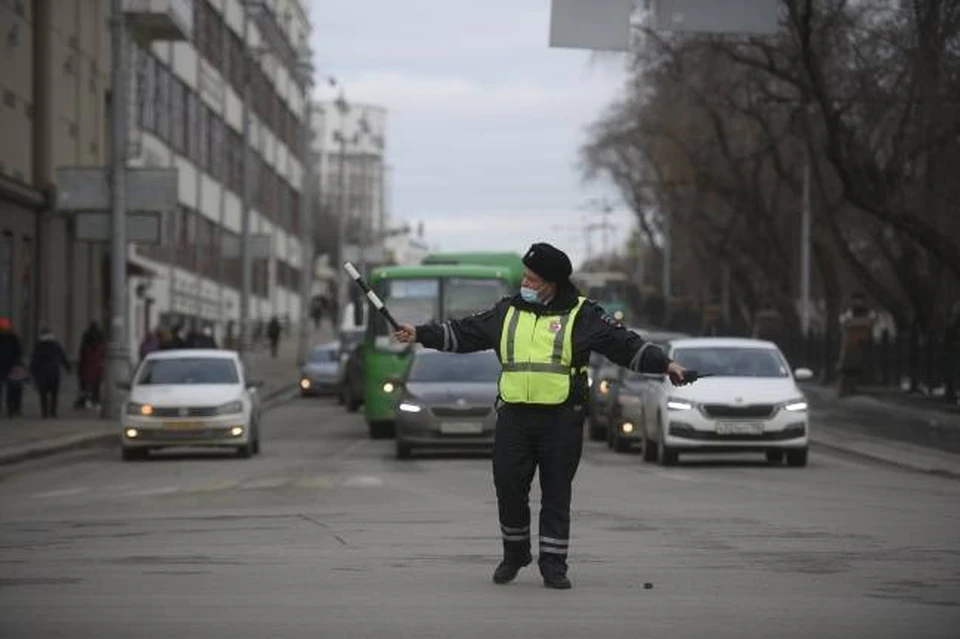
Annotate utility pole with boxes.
[104,0,129,418]
[800,151,812,336]
[238,8,252,363]
[297,89,315,365]
[333,94,351,332]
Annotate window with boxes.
[170,79,185,152]
[136,357,239,385]
[198,104,209,170]
[443,278,510,318]
[671,347,790,378]
[186,92,199,162]
[407,351,501,383]
[155,62,171,141]
[208,115,223,180]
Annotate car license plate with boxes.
[716,422,764,435]
[440,422,483,435]
[163,421,206,431]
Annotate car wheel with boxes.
[346,387,361,412]
[766,450,784,465]
[236,443,253,458]
[588,417,605,442]
[252,437,261,455]
[369,420,394,440]
[657,423,678,466]
[642,432,658,463]
[614,432,630,453]
[121,447,147,461]
[786,448,808,467]
[337,389,345,405]
[396,440,412,460]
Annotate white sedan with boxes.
[634,337,812,467]
[120,350,263,461]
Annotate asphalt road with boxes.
[1,397,958,639]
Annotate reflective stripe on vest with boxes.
[498,297,586,404]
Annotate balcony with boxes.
[124,0,193,44]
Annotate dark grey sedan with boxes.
[299,342,343,397]
[394,349,501,459]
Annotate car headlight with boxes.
[126,402,153,416]
[783,399,808,412]
[216,400,244,415]
[666,398,693,411]
[598,380,610,395]
[383,382,396,394]
[398,401,423,413]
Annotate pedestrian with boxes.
[76,322,105,410]
[267,316,281,358]
[29,327,71,418]
[394,242,688,589]
[0,318,25,417]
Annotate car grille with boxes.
[700,404,775,419]
[150,406,219,418]
[431,406,492,418]
[143,428,235,441]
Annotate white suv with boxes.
[636,337,812,467]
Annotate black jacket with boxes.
[30,334,71,383]
[415,283,671,405]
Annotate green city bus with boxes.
[362,263,515,438]
[422,252,524,289]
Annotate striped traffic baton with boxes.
[342,262,402,331]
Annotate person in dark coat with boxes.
[76,322,105,409]
[267,316,281,358]
[30,327,71,418]
[0,317,25,418]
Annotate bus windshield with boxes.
[371,277,508,347]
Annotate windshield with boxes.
[671,347,789,378]
[444,278,509,317]
[407,350,501,383]
[136,358,239,385]
[309,348,338,363]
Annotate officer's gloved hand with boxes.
[667,361,688,386]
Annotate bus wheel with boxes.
[368,421,395,440]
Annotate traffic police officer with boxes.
[394,243,687,589]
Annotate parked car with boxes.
[635,337,812,466]
[299,342,343,397]
[393,348,500,459]
[587,353,621,441]
[120,349,262,460]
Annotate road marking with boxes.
[342,475,383,488]
[34,487,89,498]
[655,472,694,481]
[238,478,289,490]
[293,476,337,488]
[124,486,180,497]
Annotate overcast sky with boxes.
[309,0,636,268]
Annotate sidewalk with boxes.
[0,322,334,466]
[804,382,960,478]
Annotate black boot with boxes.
[540,560,572,590]
[492,552,532,585]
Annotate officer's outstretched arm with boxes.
[580,304,670,374]
[413,300,507,354]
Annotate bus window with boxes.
[373,278,440,348]
[444,278,509,318]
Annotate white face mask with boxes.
[520,286,541,304]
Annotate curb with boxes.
[810,431,960,479]
[0,384,298,468]
[0,431,118,467]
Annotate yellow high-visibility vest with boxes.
[497,297,586,404]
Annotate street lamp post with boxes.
[103,0,129,419]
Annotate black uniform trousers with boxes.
[493,402,585,570]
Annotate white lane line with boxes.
[341,475,384,488]
[654,472,695,481]
[124,486,180,497]
[238,478,289,490]
[34,487,90,498]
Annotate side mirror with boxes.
[794,368,814,381]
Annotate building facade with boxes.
[0,0,314,359]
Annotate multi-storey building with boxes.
[0,0,314,358]
[130,0,312,347]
